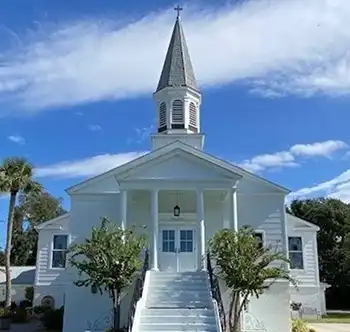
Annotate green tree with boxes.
[69,217,147,331]
[289,198,350,287]
[209,227,293,332]
[0,157,42,307]
[18,191,67,265]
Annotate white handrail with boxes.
[130,270,151,332]
[212,298,223,332]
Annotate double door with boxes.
[159,226,197,272]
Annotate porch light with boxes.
[173,205,180,217]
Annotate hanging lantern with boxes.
[91,283,98,294]
[173,205,180,217]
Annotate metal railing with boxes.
[127,249,149,332]
[207,251,226,332]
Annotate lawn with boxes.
[305,313,350,324]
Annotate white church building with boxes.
[33,11,327,332]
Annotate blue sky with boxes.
[0,0,350,244]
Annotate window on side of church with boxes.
[159,102,167,128]
[51,235,68,269]
[172,99,184,123]
[288,236,304,269]
[254,232,264,249]
[189,102,197,127]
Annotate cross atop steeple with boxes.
[174,5,183,19]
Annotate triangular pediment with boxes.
[116,149,240,181]
[287,213,319,231]
[67,141,289,194]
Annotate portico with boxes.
[117,182,240,272]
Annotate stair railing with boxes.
[127,249,149,332]
[207,251,226,332]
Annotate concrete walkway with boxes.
[308,323,350,332]
[10,320,42,332]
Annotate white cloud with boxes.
[0,0,350,114]
[88,124,101,131]
[287,169,350,203]
[290,140,347,157]
[240,151,297,173]
[240,139,347,172]
[35,151,147,178]
[7,135,25,144]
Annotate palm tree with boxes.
[0,157,42,307]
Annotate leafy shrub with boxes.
[10,301,17,311]
[19,300,32,308]
[41,306,64,330]
[33,305,48,314]
[292,320,309,332]
[11,308,28,323]
[0,307,13,318]
[24,286,34,302]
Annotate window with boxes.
[52,235,68,268]
[159,102,167,128]
[162,230,175,253]
[180,230,193,253]
[288,237,304,269]
[254,232,264,249]
[189,102,197,127]
[172,99,184,123]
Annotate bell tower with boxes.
[151,6,204,150]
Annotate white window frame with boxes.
[50,234,69,270]
[288,236,304,270]
[254,230,265,248]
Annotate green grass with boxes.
[305,313,350,324]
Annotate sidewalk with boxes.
[308,323,350,332]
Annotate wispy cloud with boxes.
[87,124,101,131]
[240,140,347,172]
[7,135,25,144]
[289,140,347,157]
[35,152,147,178]
[0,0,350,114]
[33,139,346,180]
[128,124,155,144]
[287,169,350,203]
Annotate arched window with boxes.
[172,99,184,123]
[189,102,197,127]
[159,102,167,128]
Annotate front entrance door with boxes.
[159,226,197,272]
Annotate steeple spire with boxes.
[156,7,199,92]
[152,7,204,151]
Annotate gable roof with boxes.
[0,266,35,285]
[286,213,320,231]
[35,213,70,230]
[67,141,290,195]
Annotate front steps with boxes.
[136,271,218,332]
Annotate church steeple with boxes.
[156,12,199,93]
[152,6,203,145]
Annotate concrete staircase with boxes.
[136,271,219,332]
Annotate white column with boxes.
[196,189,205,270]
[228,187,238,232]
[151,189,159,270]
[233,189,238,232]
[120,189,127,231]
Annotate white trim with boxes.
[287,213,320,231]
[35,213,70,230]
[49,234,70,270]
[66,141,289,194]
[288,235,306,271]
[254,229,266,247]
